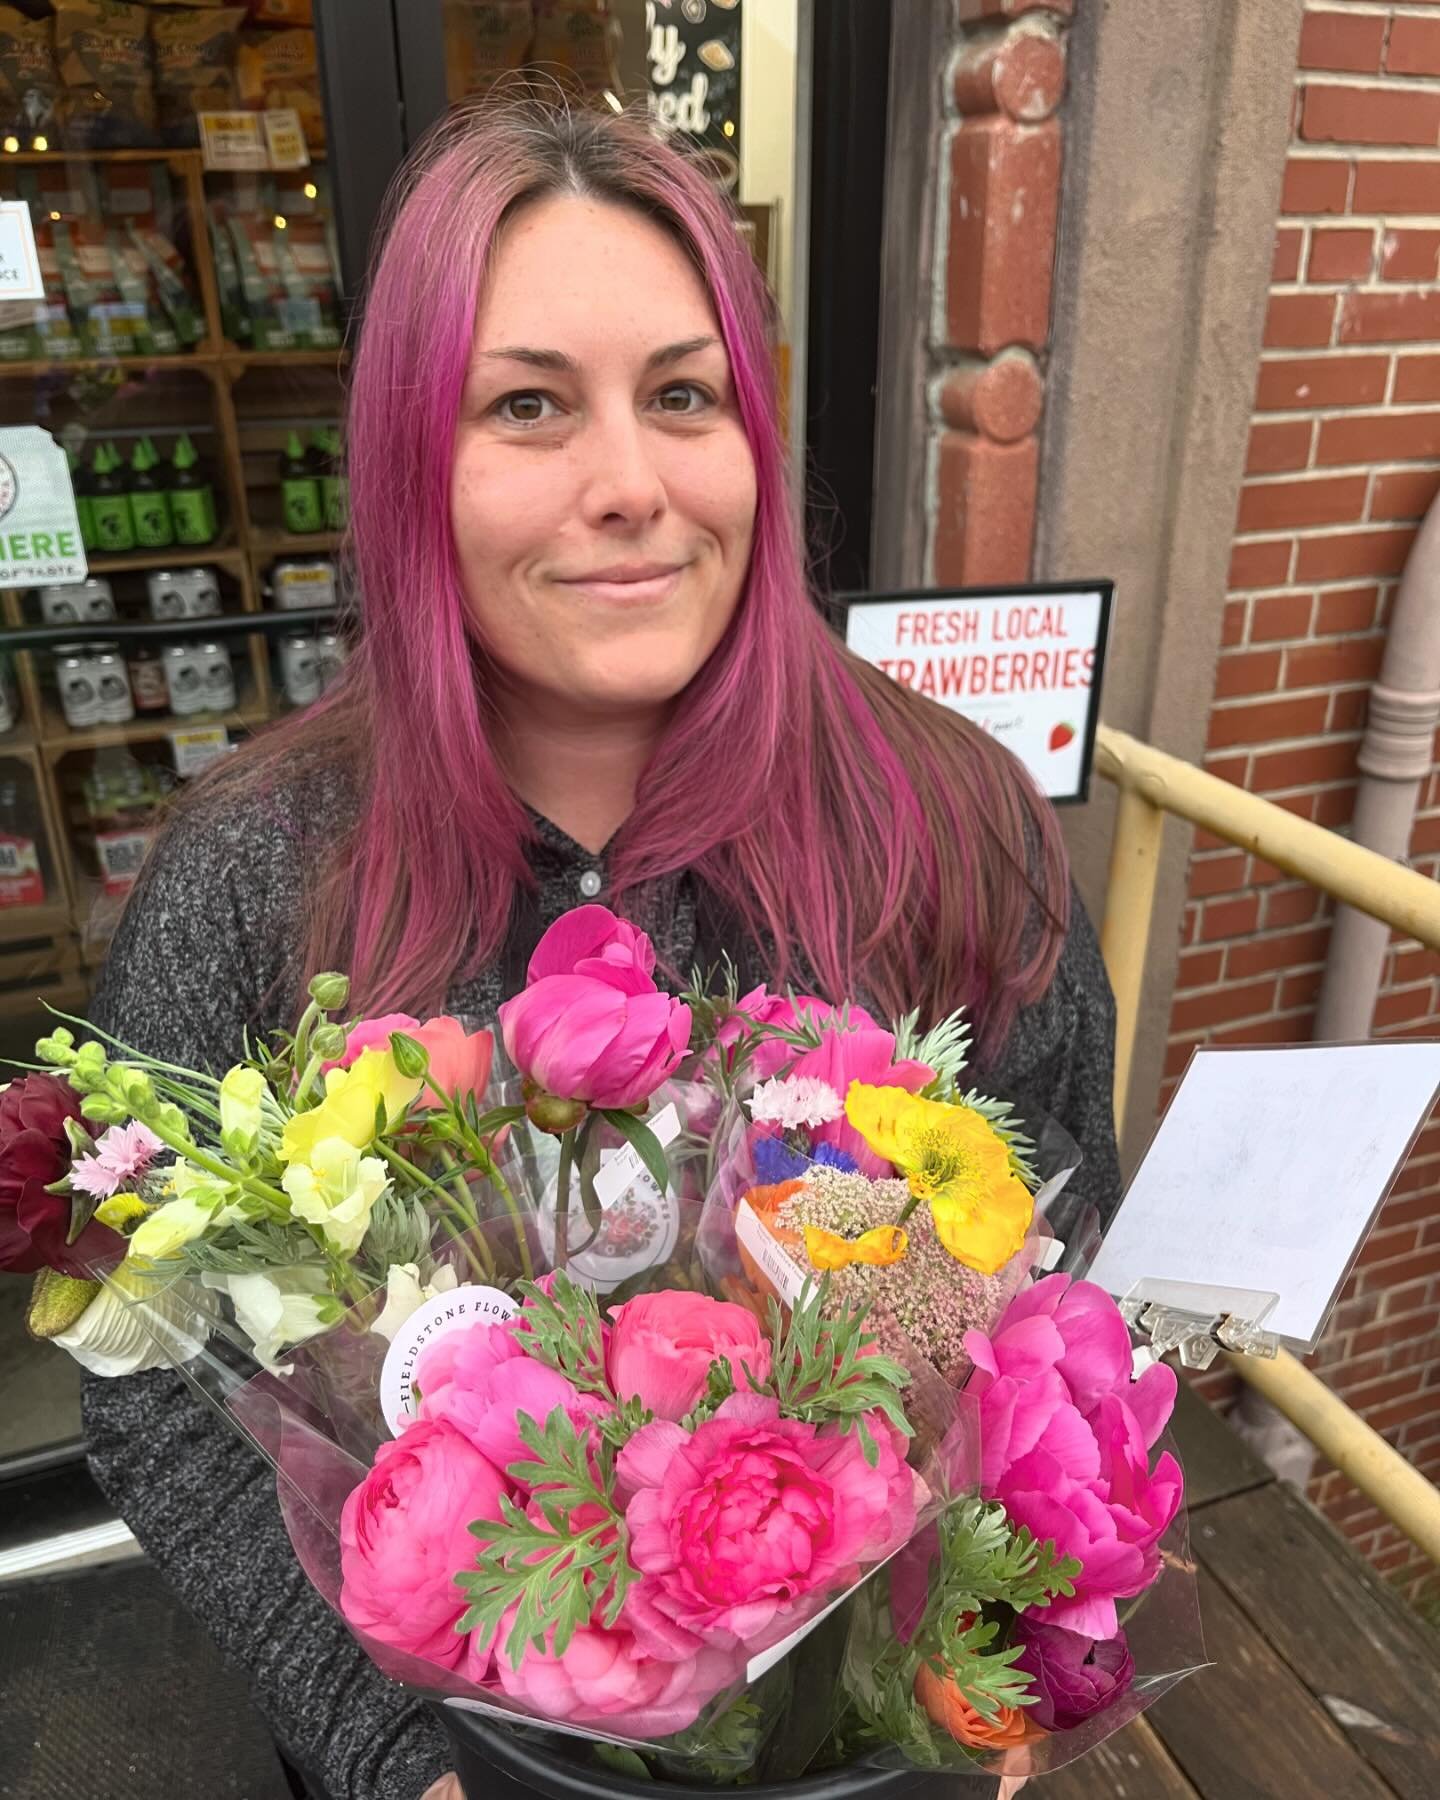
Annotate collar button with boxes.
[579,869,603,899]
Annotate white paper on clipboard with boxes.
[1087,1042,1440,1351]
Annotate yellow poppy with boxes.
[844,1083,1033,1275]
[803,1224,909,1271]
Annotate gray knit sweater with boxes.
[82,778,1122,1800]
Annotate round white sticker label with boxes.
[379,1283,519,1436]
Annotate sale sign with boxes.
[843,583,1113,802]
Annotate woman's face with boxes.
[452,195,758,720]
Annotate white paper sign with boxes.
[594,1101,682,1207]
[199,111,269,172]
[845,585,1111,801]
[734,1198,806,1308]
[380,1283,519,1434]
[1088,1043,1440,1350]
[0,426,86,587]
[263,107,311,170]
[0,201,43,301]
[169,724,230,778]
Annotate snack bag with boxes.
[54,0,156,149]
[444,0,533,101]
[246,0,312,23]
[153,5,246,146]
[236,24,324,148]
[0,6,60,143]
[530,0,623,99]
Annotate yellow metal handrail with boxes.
[1093,721,1440,1567]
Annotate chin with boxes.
[573,644,717,711]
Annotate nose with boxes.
[577,404,667,532]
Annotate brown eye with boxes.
[497,391,554,424]
[655,382,709,415]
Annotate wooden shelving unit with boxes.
[0,147,344,1006]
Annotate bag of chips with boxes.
[444,1,534,101]
[236,24,323,147]
[54,0,156,149]
[530,0,623,99]
[245,0,312,24]
[153,5,246,146]
[0,6,60,143]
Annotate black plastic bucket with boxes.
[440,1710,993,1800]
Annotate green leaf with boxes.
[66,1186,98,1246]
[573,1114,605,1256]
[512,1271,611,1397]
[592,1747,653,1780]
[767,1279,914,1447]
[598,1108,670,1198]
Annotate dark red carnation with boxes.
[0,1075,120,1276]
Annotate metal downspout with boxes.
[1315,492,1440,1038]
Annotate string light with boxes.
[723,120,735,137]
[274,214,288,230]
[3,137,19,154]
[32,134,47,152]
[49,210,60,221]
[303,182,318,200]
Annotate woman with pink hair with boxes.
[83,100,1118,1799]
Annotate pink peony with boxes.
[333,1013,494,1109]
[606,1292,771,1422]
[498,906,691,1111]
[713,987,879,1083]
[339,1417,509,1670]
[493,1604,744,1738]
[422,1352,611,1478]
[617,1393,916,1652]
[785,1029,934,1177]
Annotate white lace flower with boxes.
[747,1076,845,1132]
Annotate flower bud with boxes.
[81,1094,128,1127]
[118,1068,156,1112]
[310,1024,348,1061]
[388,1032,430,1082]
[309,972,350,1012]
[35,1028,76,1066]
[524,1090,588,1135]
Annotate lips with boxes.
[555,563,688,604]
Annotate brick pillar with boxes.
[930,1,1072,584]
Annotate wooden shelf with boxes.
[248,526,342,557]
[0,900,73,944]
[0,147,196,166]
[0,725,38,758]
[84,543,244,578]
[38,702,269,758]
[0,350,221,380]
[224,348,347,371]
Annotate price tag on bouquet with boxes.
[537,1102,684,1295]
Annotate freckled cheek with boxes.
[451,451,575,576]
[668,441,757,561]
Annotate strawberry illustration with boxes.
[1049,721,1076,752]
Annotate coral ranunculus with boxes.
[339,1417,509,1670]
[498,906,691,1111]
[334,1015,494,1109]
[914,1660,1048,1748]
[0,1074,121,1276]
[606,1291,771,1421]
[618,1393,916,1652]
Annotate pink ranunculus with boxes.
[1012,1620,1135,1731]
[493,1602,744,1739]
[606,1292,771,1422]
[413,1319,526,1416]
[785,1029,934,1177]
[618,1393,915,1652]
[339,1417,509,1670]
[332,1013,494,1109]
[713,987,879,1083]
[422,1352,611,1479]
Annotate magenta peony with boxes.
[606,1292,771,1421]
[784,1029,933,1177]
[0,1074,121,1276]
[618,1393,916,1652]
[1012,1620,1135,1730]
[712,987,879,1083]
[493,1605,745,1738]
[339,1417,509,1670]
[498,906,691,1111]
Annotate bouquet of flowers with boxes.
[3,901,1203,1786]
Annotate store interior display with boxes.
[0,1,323,154]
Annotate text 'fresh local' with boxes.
[877,603,1096,699]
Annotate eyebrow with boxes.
[476,335,720,375]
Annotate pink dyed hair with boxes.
[188,101,1069,1052]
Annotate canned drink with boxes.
[271,558,337,612]
[315,630,347,694]
[55,646,102,728]
[127,645,169,714]
[147,567,221,622]
[163,643,207,716]
[40,578,116,626]
[89,645,135,725]
[0,655,15,734]
[279,632,320,706]
[196,641,237,713]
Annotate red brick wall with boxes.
[1165,0,1440,1604]
[930,0,1073,583]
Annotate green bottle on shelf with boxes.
[280,430,323,535]
[311,427,349,533]
[167,434,219,547]
[67,447,95,551]
[128,440,174,550]
[90,445,136,554]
